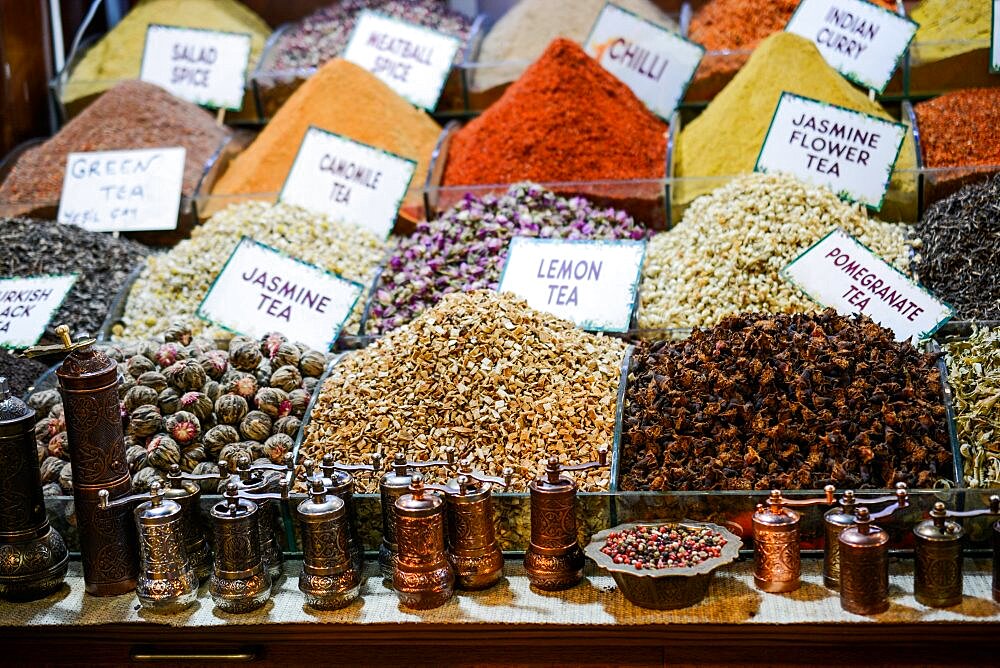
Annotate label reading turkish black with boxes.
[0,274,78,348]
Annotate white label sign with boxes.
[197,238,364,351]
[785,0,917,92]
[584,2,704,119]
[755,93,906,210]
[57,147,185,232]
[279,126,416,240]
[992,1,999,72]
[342,11,462,110]
[497,238,646,332]
[781,228,952,341]
[139,24,251,110]
[0,275,78,348]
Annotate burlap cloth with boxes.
[2,559,998,627]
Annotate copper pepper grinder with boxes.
[392,473,453,609]
[378,448,455,579]
[98,481,199,613]
[28,325,139,596]
[164,464,219,583]
[220,454,287,580]
[442,461,513,590]
[525,448,609,592]
[837,494,910,616]
[752,486,835,593]
[0,376,69,600]
[823,483,908,589]
[912,496,1000,608]
[313,452,383,574]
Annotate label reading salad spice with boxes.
[583,3,704,119]
[279,126,416,240]
[197,238,363,351]
[781,228,953,341]
[57,147,185,232]
[497,238,646,332]
[139,25,252,110]
[785,0,917,92]
[342,10,462,110]
[755,93,906,210]
[992,1,1000,72]
[0,274,78,348]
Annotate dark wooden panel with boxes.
[0,0,53,154]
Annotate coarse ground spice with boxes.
[212,59,439,215]
[911,0,992,62]
[620,310,953,492]
[471,0,677,92]
[0,81,230,208]
[944,326,1000,488]
[913,88,1000,168]
[366,183,649,334]
[0,352,49,399]
[676,32,916,219]
[300,290,626,492]
[445,39,667,187]
[910,175,1000,320]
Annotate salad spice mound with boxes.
[367,183,649,334]
[301,290,627,492]
[601,525,726,570]
[620,311,952,492]
[944,326,1000,488]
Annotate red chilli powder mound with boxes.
[914,88,1000,168]
[443,38,667,186]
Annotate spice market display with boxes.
[1,0,1000,659]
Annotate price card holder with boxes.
[342,10,462,110]
[57,147,185,232]
[755,93,906,211]
[139,24,252,111]
[781,228,952,342]
[497,237,646,333]
[197,237,364,351]
[584,2,704,119]
[992,1,1000,73]
[785,0,917,93]
[0,275,78,348]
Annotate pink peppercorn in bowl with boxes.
[584,521,742,610]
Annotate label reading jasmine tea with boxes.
[0,274,78,348]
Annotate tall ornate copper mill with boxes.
[27,325,139,596]
[392,473,453,609]
[442,461,512,590]
[751,486,835,593]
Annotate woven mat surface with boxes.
[2,559,999,628]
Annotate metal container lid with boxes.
[396,474,444,517]
[838,508,888,547]
[824,491,859,528]
[753,490,801,527]
[530,456,575,493]
[298,477,345,519]
[135,483,182,525]
[211,481,258,519]
[914,503,964,542]
[381,452,413,490]
[0,376,33,429]
[444,475,491,503]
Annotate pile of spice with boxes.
[444,39,667,187]
[620,310,953,492]
[675,32,916,218]
[29,326,332,496]
[0,353,49,399]
[300,290,626,492]
[366,183,648,334]
[266,0,471,71]
[62,0,270,105]
[601,525,727,570]
[914,88,1000,169]
[911,0,992,63]
[212,59,439,215]
[471,0,677,93]
[910,175,1000,320]
[0,81,230,209]
[637,173,910,330]
[116,201,387,341]
[944,326,1000,488]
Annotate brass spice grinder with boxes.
[752,486,835,593]
[442,462,513,591]
[823,483,908,589]
[164,464,220,583]
[392,473,454,609]
[313,452,382,575]
[220,454,288,581]
[837,498,908,616]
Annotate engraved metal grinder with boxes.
[392,473,453,609]
[98,481,198,613]
[0,376,69,600]
[442,461,513,590]
[294,467,361,610]
[823,483,908,589]
[378,448,455,579]
[313,452,383,574]
[837,495,909,616]
[220,455,287,580]
[752,486,835,593]
[525,448,608,592]
[29,325,139,596]
[913,496,1000,608]
[164,464,219,582]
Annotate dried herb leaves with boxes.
[945,326,1000,488]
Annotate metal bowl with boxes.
[584,520,742,610]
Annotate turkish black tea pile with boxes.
[0,350,48,398]
[619,310,953,492]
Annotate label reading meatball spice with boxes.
[197,237,364,351]
[781,228,953,341]
[279,126,416,240]
[497,237,645,332]
[0,274,77,348]
[342,11,462,110]
[583,3,703,119]
[785,0,916,92]
[57,147,185,232]
[139,25,252,110]
[755,93,905,210]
